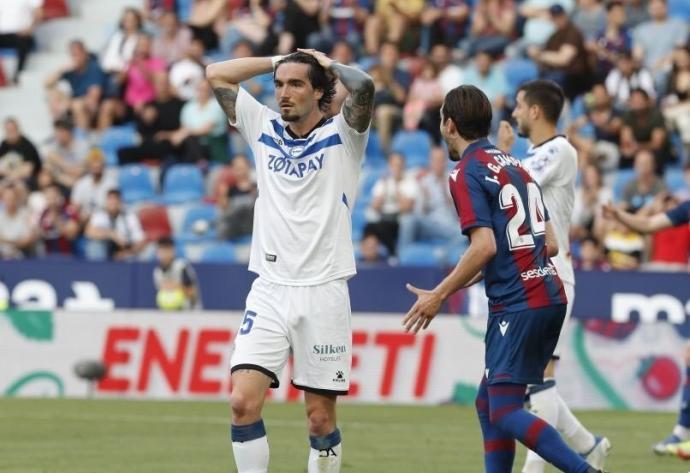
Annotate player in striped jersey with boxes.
[499,80,611,472]
[403,84,603,473]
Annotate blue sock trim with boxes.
[528,379,556,396]
[310,428,341,450]
[231,419,266,443]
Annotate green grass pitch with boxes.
[0,398,686,472]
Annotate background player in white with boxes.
[206,50,373,473]
[498,79,611,473]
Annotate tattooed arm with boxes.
[297,48,375,132]
[205,57,273,122]
[330,62,375,132]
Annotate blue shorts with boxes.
[484,304,566,386]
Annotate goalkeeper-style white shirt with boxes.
[522,135,578,286]
[230,87,369,286]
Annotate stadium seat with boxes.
[398,243,442,267]
[351,207,367,242]
[42,0,70,20]
[176,0,194,21]
[138,206,172,242]
[670,132,688,167]
[178,204,217,242]
[118,164,157,204]
[612,168,636,202]
[358,168,381,208]
[99,124,137,166]
[365,130,386,167]
[200,242,236,263]
[391,130,432,168]
[665,168,687,195]
[445,242,469,266]
[503,58,538,99]
[162,164,205,204]
[511,135,531,159]
[668,0,690,21]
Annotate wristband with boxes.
[271,55,285,70]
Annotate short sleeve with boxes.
[333,110,370,163]
[89,210,109,229]
[371,179,385,198]
[229,87,271,144]
[523,141,575,188]
[127,214,145,244]
[450,161,493,236]
[666,201,690,227]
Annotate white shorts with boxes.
[552,282,574,359]
[230,277,352,394]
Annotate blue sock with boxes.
[231,419,266,442]
[476,379,515,473]
[678,366,690,428]
[310,428,342,450]
[487,382,590,473]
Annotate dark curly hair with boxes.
[275,52,337,113]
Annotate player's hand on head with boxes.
[402,283,443,333]
[497,120,515,154]
[297,48,334,69]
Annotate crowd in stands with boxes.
[1,0,690,270]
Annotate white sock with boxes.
[556,392,596,454]
[308,442,342,473]
[232,420,269,473]
[522,382,559,473]
[308,429,342,473]
[673,425,690,440]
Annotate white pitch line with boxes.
[0,412,464,432]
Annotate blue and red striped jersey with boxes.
[449,138,566,314]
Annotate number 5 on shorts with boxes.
[240,310,257,335]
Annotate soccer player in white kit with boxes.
[498,80,611,473]
[206,50,373,473]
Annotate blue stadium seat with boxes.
[665,168,687,195]
[0,48,16,58]
[99,124,137,166]
[503,58,538,99]
[670,132,688,167]
[669,0,690,21]
[359,168,381,203]
[178,204,217,242]
[445,242,469,266]
[511,135,531,159]
[391,130,432,168]
[612,168,636,202]
[118,164,157,204]
[351,207,367,241]
[365,130,386,168]
[398,243,442,267]
[200,242,236,263]
[162,164,205,204]
[176,0,194,21]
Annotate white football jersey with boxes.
[522,135,578,286]
[230,87,369,285]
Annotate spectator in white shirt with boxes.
[70,148,117,226]
[605,50,656,111]
[84,189,146,261]
[0,0,42,83]
[366,152,419,255]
